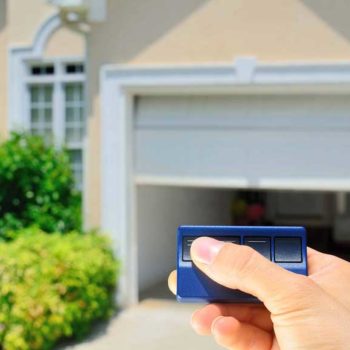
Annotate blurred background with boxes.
[1,0,350,349]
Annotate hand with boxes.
[168,237,350,349]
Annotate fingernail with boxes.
[191,237,225,264]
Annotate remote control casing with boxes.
[177,226,308,303]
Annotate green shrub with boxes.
[0,133,81,239]
[0,228,119,350]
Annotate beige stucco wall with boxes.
[7,0,55,45]
[44,27,85,58]
[7,0,84,56]
[90,0,350,66]
[86,0,350,228]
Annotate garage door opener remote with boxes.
[177,225,308,303]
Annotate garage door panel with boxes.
[135,95,350,189]
[136,129,350,179]
[135,95,350,130]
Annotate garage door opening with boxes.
[137,186,350,301]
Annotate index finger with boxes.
[168,270,177,295]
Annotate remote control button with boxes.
[215,236,240,245]
[182,236,240,261]
[244,237,271,260]
[274,237,302,263]
[182,237,195,261]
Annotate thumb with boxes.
[191,237,312,313]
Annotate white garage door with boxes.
[135,94,350,190]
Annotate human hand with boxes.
[168,237,350,349]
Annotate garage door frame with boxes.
[100,57,350,307]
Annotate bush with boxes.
[0,133,81,239]
[0,228,118,350]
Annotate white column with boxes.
[53,61,65,148]
[101,75,138,307]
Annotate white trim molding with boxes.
[102,58,350,95]
[100,58,350,307]
[135,176,350,192]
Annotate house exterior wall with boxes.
[44,26,84,58]
[86,0,350,228]
[7,0,55,45]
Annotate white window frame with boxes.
[25,57,85,149]
[26,59,85,190]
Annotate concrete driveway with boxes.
[61,299,222,350]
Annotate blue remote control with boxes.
[177,225,308,303]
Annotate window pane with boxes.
[44,108,52,123]
[29,85,53,142]
[69,149,82,163]
[44,130,53,143]
[65,85,74,102]
[77,85,83,100]
[67,128,82,143]
[31,65,55,76]
[66,128,75,142]
[31,109,40,123]
[66,63,84,74]
[66,107,75,122]
[65,83,85,144]
[31,87,39,103]
[45,66,55,75]
[31,66,41,75]
[44,108,52,124]
[44,86,53,102]
[68,150,83,190]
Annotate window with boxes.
[65,63,84,74]
[69,150,83,191]
[26,61,85,190]
[65,83,85,191]
[65,83,84,144]
[31,64,55,76]
[29,85,53,142]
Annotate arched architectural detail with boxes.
[31,14,62,56]
[8,14,62,130]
